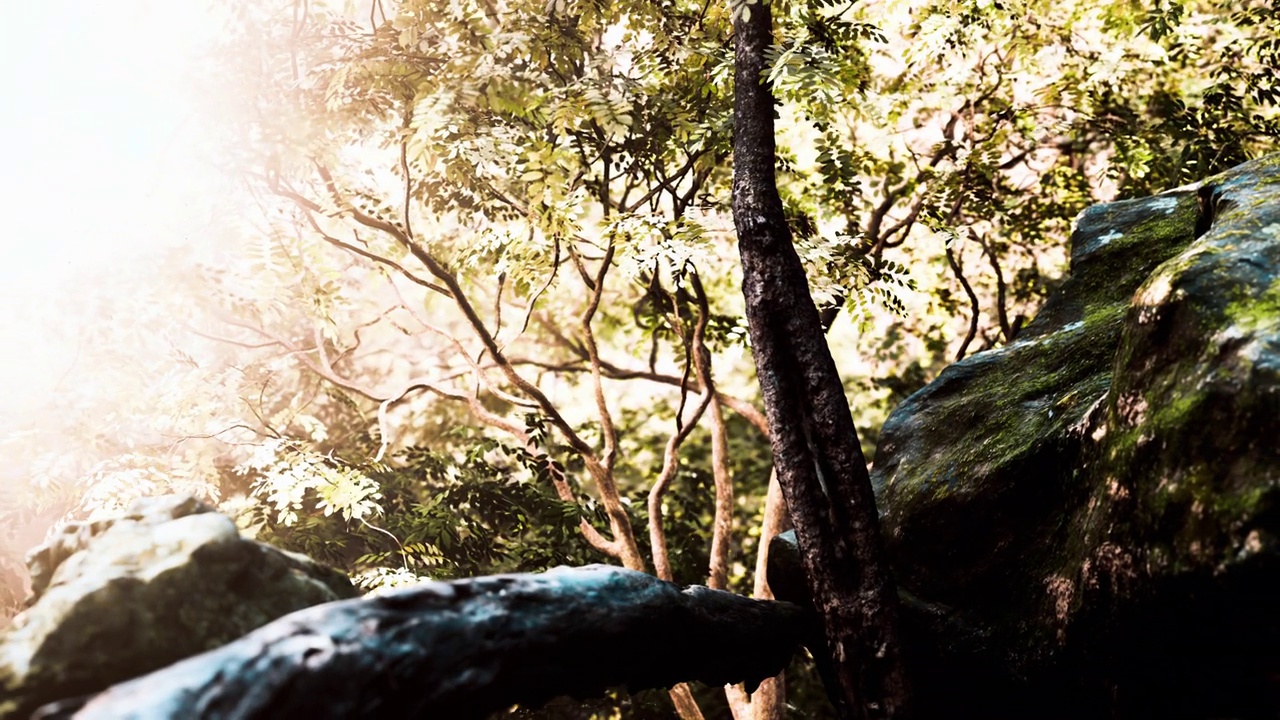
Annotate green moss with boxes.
[1153,391,1203,433]
[1082,302,1128,333]
[1127,200,1197,245]
[940,332,1116,484]
[1125,194,1195,244]
[1212,483,1271,520]
[1223,276,1280,333]
[923,192,1203,491]
[1072,193,1200,312]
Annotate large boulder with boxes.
[0,495,356,719]
[38,566,808,720]
[871,154,1280,717]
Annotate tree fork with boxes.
[729,1,913,717]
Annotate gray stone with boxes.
[0,495,356,720]
[38,566,808,720]
[869,154,1280,717]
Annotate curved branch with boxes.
[568,241,620,474]
[973,228,1013,343]
[705,396,733,589]
[623,150,708,214]
[306,165,609,461]
[372,379,522,462]
[946,239,980,362]
[294,206,450,297]
[512,235,561,343]
[383,274,537,411]
[399,132,414,241]
[539,458,621,558]
[684,272,734,592]
[279,163,640,567]
[647,380,714,580]
[508,355,772,439]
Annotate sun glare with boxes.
[0,0,227,421]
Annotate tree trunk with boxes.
[730,2,913,718]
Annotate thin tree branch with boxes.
[682,271,733,592]
[945,239,980,362]
[512,235,560,343]
[624,150,707,214]
[648,285,715,582]
[277,187,452,297]
[275,162,641,568]
[725,470,790,720]
[568,241,621,474]
[507,355,772,440]
[973,228,1013,343]
[399,133,414,241]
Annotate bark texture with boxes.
[34,566,807,720]
[730,2,912,717]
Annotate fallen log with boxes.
[37,565,810,719]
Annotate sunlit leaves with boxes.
[351,565,432,591]
[612,215,712,280]
[240,440,384,526]
[74,454,222,522]
[582,85,636,142]
[765,12,879,117]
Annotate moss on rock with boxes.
[0,496,357,720]
[870,154,1280,718]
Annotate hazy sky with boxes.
[0,0,226,416]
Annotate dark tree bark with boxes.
[730,2,913,718]
[37,566,808,720]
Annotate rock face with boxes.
[43,566,807,720]
[0,495,356,720]
[872,154,1280,717]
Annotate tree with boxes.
[195,0,786,715]
[730,0,910,717]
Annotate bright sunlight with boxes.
[0,0,225,421]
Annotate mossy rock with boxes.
[871,154,1280,718]
[0,495,357,720]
